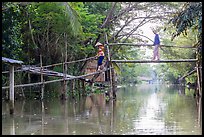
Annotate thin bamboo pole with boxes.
[111,68,116,99]
[9,65,14,115]
[108,43,197,49]
[2,68,111,89]
[64,33,68,99]
[112,59,197,63]
[179,69,196,80]
[42,56,96,69]
[82,80,86,96]
[196,61,201,96]
[195,46,202,97]
[2,56,97,74]
[105,33,113,99]
[2,69,23,74]
[40,54,44,100]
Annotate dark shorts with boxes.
[98,56,104,66]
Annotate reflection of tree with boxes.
[59,100,69,134]
[164,93,202,134]
[41,101,45,135]
[110,100,116,134]
[178,85,185,95]
[195,97,202,128]
[114,86,148,134]
[89,94,103,134]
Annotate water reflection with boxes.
[2,84,202,135]
[133,92,166,135]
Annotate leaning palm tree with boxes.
[62,2,82,36]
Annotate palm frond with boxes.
[63,2,82,36]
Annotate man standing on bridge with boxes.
[152,29,160,61]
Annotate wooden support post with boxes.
[28,72,31,97]
[106,42,113,99]
[196,47,202,97]
[82,80,86,96]
[61,61,68,100]
[40,54,44,100]
[199,66,202,96]
[105,33,116,99]
[111,68,117,99]
[64,33,68,99]
[9,65,15,115]
[77,80,81,97]
[196,62,201,97]
[6,89,9,101]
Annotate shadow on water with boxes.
[2,84,202,135]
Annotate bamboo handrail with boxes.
[2,56,97,74]
[179,69,196,81]
[111,59,198,63]
[42,56,97,68]
[107,43,197,49]
[2,69,24,74]
[2,68,111,89]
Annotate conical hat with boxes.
[95,42,103,47]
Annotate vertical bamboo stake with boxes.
[28,72,31,97]
[61,59,65,99]
[9,65,14,115]
[73,79,75,96]
[111,68,116,99]
[40,54,44,100]
[105,33,113,99]
[77,80,81,97]
[62,62,67,100]
[6,89,9,101]
[82,80,86,96]
[70,80,74,97]
[196,62,200,96]
[196,48,201,97]
[199,66,202,96]
[41,101,45,135]
[64,33,68,99]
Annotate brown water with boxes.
[2,84,202,135]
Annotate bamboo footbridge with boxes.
[2,56,111,89]
[2,33,202,115]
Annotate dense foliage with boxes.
[2,2,201,89]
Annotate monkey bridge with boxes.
[104,34,201,99]
[2,34,202,115]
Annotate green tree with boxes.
[166,2,202,86]
[2,2,23,60]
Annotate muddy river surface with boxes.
[2,84,202,135]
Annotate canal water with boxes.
[2,84,202,135]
